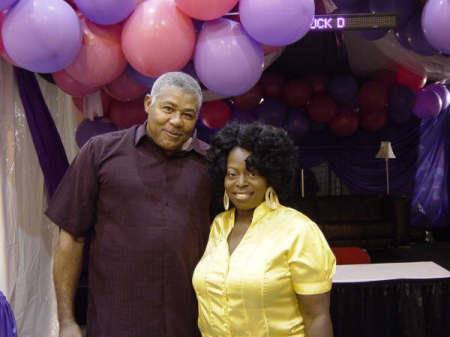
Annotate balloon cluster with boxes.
[334,0,450,57]
[0,0,318,146]
[198,65,448,143]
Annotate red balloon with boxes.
[232,84,263,111]
[103,70,147,102]
[259,72,284,99]
[52,69,99,97]
[65,16,127,87]
[307,94,337,123]
[307,73,329,94]
[330,105,359,137]
[360,109,387,131]
[200,100,231,129]
[262,44,282,55]
[358,81,388,114]
[394,64,427,91]
[372,69,397,89]
[283,79,312,108]
[108,97,147,129]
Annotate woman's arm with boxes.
[296,292,333,337]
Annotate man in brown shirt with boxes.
[47,72,213,337]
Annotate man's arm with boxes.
[53,228,85,337]
[297,292,333,337]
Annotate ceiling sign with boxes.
[310,13,397,31]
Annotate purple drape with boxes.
[0,292,17,337]
[14,67,69,198]
[296,108,449,228]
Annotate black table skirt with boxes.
[331,278,450,337]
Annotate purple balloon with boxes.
[231,106,258,124]
[422,0,450,54]
[425,84,450,110]
[126,64,156,88]
[195,118,217,144]
[405,12,438,57]
[2,0,82,73]
[388,85,415,124]
[256,98,287,127]
[358,29,388,41]
[75,117,118,148]
[239,0,314,46]
[0,0,17,11]
[284,108,310,144]
[412,89,442,119]
[329,75,359,105]
[74,0,136,25]
[369,0,416,27]
[194,19,264,96]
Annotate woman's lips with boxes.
[232,192,253,200]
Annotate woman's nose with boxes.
[236,174,248,186]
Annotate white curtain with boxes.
[0,59,79,337]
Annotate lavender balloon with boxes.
[194,19,264,96]
[74,0,136,25]
[425,84,450,110]
[126,64,157,88]
[422,0,450,54]
[412,89,442,119]
[2,0,82,73]
[239,0,314,46]
[0,0,17,11]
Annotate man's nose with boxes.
[169,112,182,127]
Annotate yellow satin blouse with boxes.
[192,202,336,337]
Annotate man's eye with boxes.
[183,113,194,120]
[163,106,174,112]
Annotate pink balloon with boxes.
[175,0,238,20]
[52,69,99,97]
[65,16,126,87]
[108,97,147,129]
[103,70,148,102]
[122,0,196,78]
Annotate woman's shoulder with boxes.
[274,205,319,233]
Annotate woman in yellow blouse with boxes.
[193,123,336,337]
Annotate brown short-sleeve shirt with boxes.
[46,123,213,337]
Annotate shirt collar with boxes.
[134,121,209,156]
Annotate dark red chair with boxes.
[331,246,371,265]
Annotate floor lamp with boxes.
[375,141,396,195]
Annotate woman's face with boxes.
[225,147,268,211]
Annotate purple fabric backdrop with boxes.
[0,291,17,337]
[14,67,69,198]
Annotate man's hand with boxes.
[59,321,83,337]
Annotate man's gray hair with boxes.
[149,71,203,108]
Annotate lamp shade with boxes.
[376,141,396,159]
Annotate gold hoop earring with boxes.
[223,191,230,211]
[265,187,279,210]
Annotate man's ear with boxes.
[144,94,151,113]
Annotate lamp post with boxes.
[375,141,396,195]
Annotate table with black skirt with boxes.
[330,262,450,337]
